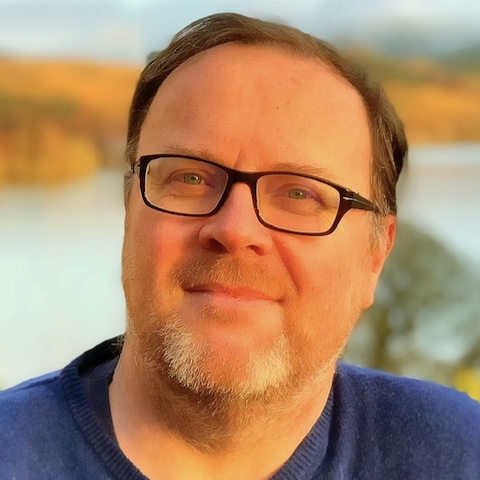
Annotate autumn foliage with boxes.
[0,58,140,184]
[0,52,479,185]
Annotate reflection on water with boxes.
[1,145,479,389]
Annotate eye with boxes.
[276,184,317,202]
[166,169,208,186]
[287,188,309,200]
[182,172,203,185]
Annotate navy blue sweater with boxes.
[1,338,479,479]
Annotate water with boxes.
[0,172,126,389]
[1,144,479,389]
[398,144,480,266]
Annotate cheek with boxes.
[123,198,204,300]
[278,235,373,335]
[122,213,191,341]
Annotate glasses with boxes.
[133,154,378,236]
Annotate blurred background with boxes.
[0,0,479,398]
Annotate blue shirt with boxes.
[1,338,479,479]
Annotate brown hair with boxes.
[124,12,407,220]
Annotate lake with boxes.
[1,144,479,389]
[397,143,480,266]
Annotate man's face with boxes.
[122,43,393,399]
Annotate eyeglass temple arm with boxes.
[347,192,379,212]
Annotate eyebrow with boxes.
[267,162,336,180]
[156,144,336,180]
[159,144,219,162]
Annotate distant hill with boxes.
[0,52,479,184]
[438,43,480,73]
[337,26,480,62]
[346,49,480,145]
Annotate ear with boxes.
[373,214,396,273]
[363,215,396,309]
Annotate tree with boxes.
[344,221,480,386]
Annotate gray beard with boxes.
[121,252,348,450]
[159,314,293,401]
[124,309,339,452]
[124,311,295,452]
[139,309,294,402]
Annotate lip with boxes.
[184,283,279,303]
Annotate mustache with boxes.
[172,255,294,299]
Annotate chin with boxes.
[156,318,293,400]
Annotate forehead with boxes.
[138,43,371,184]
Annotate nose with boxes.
[198,183,273,255]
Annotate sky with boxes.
[0,0,479,64]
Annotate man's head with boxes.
[120,13,407,405]
[124,13,406,233]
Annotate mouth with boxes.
[181,283,285,334]
[184,283,280,303]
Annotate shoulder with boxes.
[335,362,480,420]
[0,369,74,472]
[0,369,74,452]
[0,339,122,478]
[331,363,480,477]
[0,369,65,419]
[0,337,121,430]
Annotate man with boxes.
[1,12,479,480]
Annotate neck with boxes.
[109,340,335,480]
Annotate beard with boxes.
[140,311,293,401]
[122,251,358,407]
[121,248,364,450]
[125,253,298,402]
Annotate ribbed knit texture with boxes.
[1,338,479,479]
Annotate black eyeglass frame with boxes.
[133,154,379,236]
